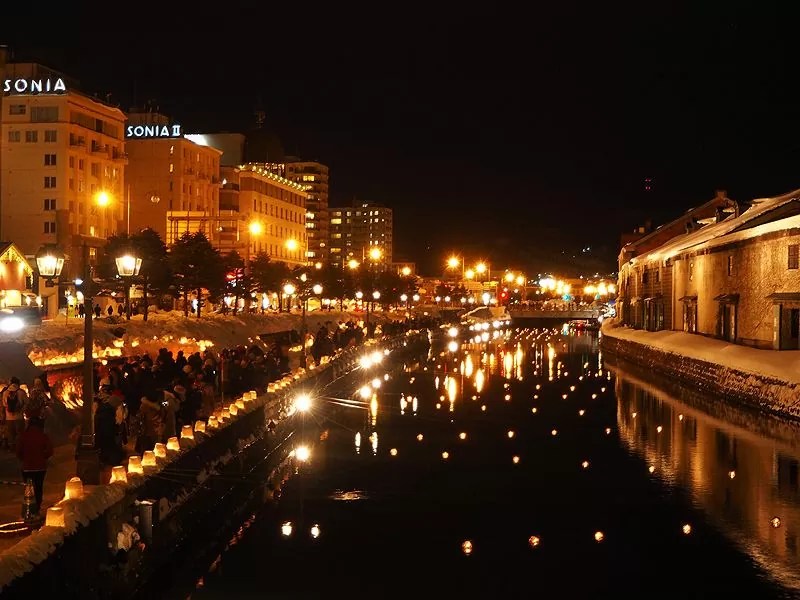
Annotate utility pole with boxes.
[76,242,99,484]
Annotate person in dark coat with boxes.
[16,418,53,514]
[94,380,125,483]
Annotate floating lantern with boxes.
[771,517,782,528]
[601,387,606,392]
[154,443,167,458]
[581,460,590,469]
[504,394,511,401]
[64,477,83,500]
[648,465,655,474]
[127,455,143,475]
[728,470,736,479]
[531,408,538,414]
[632,412,637,418]
[461,540,473,555]
[528,535,541,548]
[551,429,558,436]
[142,451,157,468]
[181,425,194,440]
[570,386,575,392]
[656,425,663,433]
[390,448,398,456]
[194,421,206,434]
[591,394,597,399]
[310,524,321,538]
[110,465,128,484]
[605,428,612,435]
[281,521,293,537]
[507,430,515,439]
[594,531,604,542]
[459,432,467,440]
[442,451,450,460]
[417,434,424,441]
[578,409,585,416]
[166,437,180,452]
[481,405,486,411]
[512,456,520,464]
[45,506,65,528]
[562,394,568,399]
[682,524,692,535]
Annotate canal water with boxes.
[167,325,800,599]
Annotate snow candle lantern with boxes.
[110,465,128,484]
[64,476,83,500]
[45,506,66,528]
[166,436,180,452]
[154,443,167,459]
[142,451,157,467]
[127,455,143,475]
[194,420,206,434]
[207,416,219,429]
[228,403,239,416]
[181,425,194,440]
[221,408,231,420]
[235,399,246,410]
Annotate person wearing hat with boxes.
[3,377,28,449]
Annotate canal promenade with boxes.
[601,319,800,419]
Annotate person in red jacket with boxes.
[16,418,53,515]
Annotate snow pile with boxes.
[0,525,65,590]
[602,321,800,385]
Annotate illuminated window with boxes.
[169,163,174,173]
[331,218,342,225]
[789,245,799,270]
[170,145,174,155]
[89,226,95,237]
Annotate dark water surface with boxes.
[172,326,800,599]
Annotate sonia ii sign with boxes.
[126,124,182,139]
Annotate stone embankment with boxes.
[601,322,800,420]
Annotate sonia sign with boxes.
[126,124,182,139]
[3,78,67,94]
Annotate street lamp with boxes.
[366,290,380,338]
[35,244,65,282]
[283,282,296,313]
[348,259,360,270]
[115,252,142,321]
[400,266,412,276]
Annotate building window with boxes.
[68,156,75,168]
[642,271,649,284]
[90,163,100,177]
[44,221,56,234]
[790,245,799,270]
[727,255,733,276]
[79,159,84,170]
[44,130,57,142]
[25,130,38,143]
[655,269,660,284]
[44,153,57,166]
[31,106,58,122]
[69,178,74,190]
[689,261,694,281]
[9,104,26,115]
[7,130,20,143]
[44,176,56,189]
[44,199,56,211]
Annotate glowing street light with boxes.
[95,190,110,207]
[283,283,296,296]
[248,221,263,236]
[368,247,383,261]
[447,256,460,269]
[294,394,312,413]
[295,445,311,462]
[285,239,298,251]
[348,259,360,270]
[475,262,487,274]
[401,265,412,276]
[313,284,323,295]
[465,269,475,280]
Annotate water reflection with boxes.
[613,366,800,588]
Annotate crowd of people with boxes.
[0,313,441,514]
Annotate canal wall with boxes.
[0,332,429,599]
[600,323,800,420]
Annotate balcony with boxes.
[111,148,128,162]
[90,142,107,154]
[69,137,86,147]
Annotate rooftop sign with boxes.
[3,78,67,95]
[126,124,182,139]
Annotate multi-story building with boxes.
[218,163,307,265]
[284,160,329,266]
[0,53,127,316]
[125,111,222,246]
[329,202,393,270]
[616,187,800,350]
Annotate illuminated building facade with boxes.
[218,163,307,265]
[0,53,127,315]
[329,202,393,270]
[125,112,222,245]
[617,187,800,349]
[284,160,329,265]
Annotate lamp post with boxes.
[115,252,142,321]
[369,290,380,338]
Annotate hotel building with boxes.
[125,111,222,245]
[0,53,127,315]
[218,163,308,266]
[284,160,329,265]
[329,202,393,270]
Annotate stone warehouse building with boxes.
[618,188,800,349]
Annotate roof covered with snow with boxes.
[637,188,800,264]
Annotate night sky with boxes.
[4,5,800,276]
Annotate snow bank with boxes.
[602,320,800,385]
